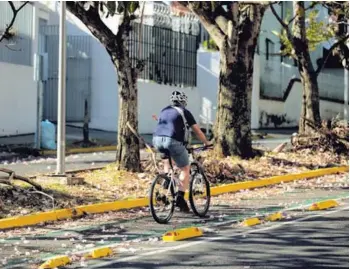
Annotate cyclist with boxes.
[152,91,212,212]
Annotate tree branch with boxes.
[227,2,239,43]
[66,1,116,52]
[269,3,288,31]
[214,5,229,36]
[287,2,321,25]
[269,2,295,46]
[187,2,226,50]
[0,1,29,43]
[315,34,349,76]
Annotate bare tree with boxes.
[321,1,349,70]
[270,1,348,134]
[0,1,29,42]
[177,1,267,158]
[66,1,144,172]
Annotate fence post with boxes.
[83,98,89,144]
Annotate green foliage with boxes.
[202,38,219,51]
[99,1,140,18]
[306,10,334,51]
[272,8,336,58]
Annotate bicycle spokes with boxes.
[149,175,175,224]
[192,174,207,201]
[189,164,211,217]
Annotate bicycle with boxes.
[149,145,212,224]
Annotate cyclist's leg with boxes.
[163,156,178,174]
[168,141,190,191]
[153,136,170,174]
[161,138,190,212]
[178,165,190,192]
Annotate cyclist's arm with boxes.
[184,109,212,146]
[191,124,212,146]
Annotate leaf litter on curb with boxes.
[2,146,347,218]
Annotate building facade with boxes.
[0,1,347,137]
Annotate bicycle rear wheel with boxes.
[189,163,211,217]
[149,174,175,224]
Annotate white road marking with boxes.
[94,205,349,267]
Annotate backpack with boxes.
[172,106,191,144]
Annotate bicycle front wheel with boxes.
[149,174,175,224]
[189,163,211,217]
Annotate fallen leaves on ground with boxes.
[200,149,347,184]
[0,147,347,218]
[291,119,349,155]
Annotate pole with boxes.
[34,54,40,149]
[39,80,44,145]
[35,80,43,149]
[57,1,66,175]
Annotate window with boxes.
[265,38,275,60]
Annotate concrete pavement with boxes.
[0,151,150,177]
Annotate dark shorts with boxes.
[152,136,189,168]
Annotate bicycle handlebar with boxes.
[187,144,213,153]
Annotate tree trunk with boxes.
[65,2,142,171]
[292,1,321,134]
[299,69,321,133]
[115,67,140,172]
[214,53,253,158]
[113,22,141,172]
[213,5,265,159]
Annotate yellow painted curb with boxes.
[308,199,339,211]
[265,212,284,222]
[241,217,261,227]
[0,166,347,230]
[85,247,113,259]
[39,255,71,269]
[40,145,116,155]
[210,166,349,196]
[0,198,147,230]
[162,227,203,242]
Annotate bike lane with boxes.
[0,174,348,268]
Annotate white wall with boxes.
[196,49,261,130]
[259,80,345,128]
[36,2,345,135]
[196,50,219,127]
[138,82,200,134]
[320,100,344,120]
[41,3,201,134]
[0,62,37,136]
[0,2,49,137]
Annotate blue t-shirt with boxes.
[153,105,197,143]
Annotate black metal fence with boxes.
[129,23,199,88]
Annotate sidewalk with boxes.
[0,125,294,177]
[0,151,154,177]
[0,125,296,147]
[0,125,118,147]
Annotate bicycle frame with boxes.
[163,145,211,196]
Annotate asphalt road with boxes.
[77,205,349,269]
[2,179,347,269]
[0,137,290,177]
